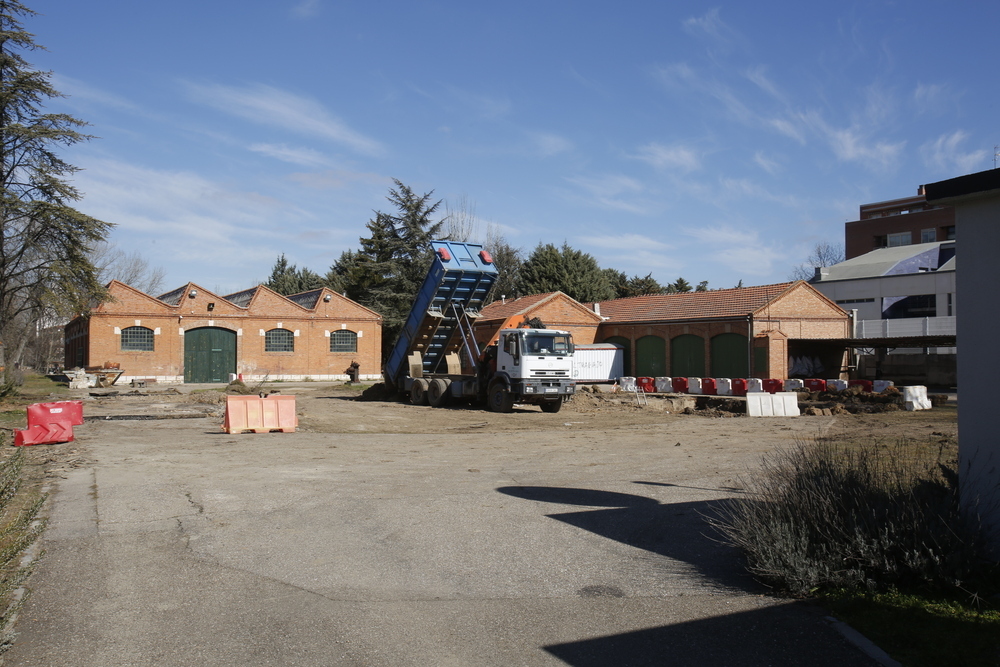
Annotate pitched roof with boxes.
[594,282,799,323]
[817,242,955,281]
[479,292,565,319]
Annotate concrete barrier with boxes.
[902,386,931,411]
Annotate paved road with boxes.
[6,415,880,666]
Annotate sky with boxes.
[28,0,1000,297]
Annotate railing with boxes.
[857,316,956,338]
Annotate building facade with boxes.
[845,192,955,259]
[65,281,383,383]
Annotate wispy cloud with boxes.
[633,142,702,172]
[564,174,648,214]
[443,85,512,120]
[920,130,989,175]
[51,74,139,111]
[292,0,322,18]
[684,225,783,277]
[913,82,952,115]
[184,82,385,157]
[249,143,331,167]
[527,131,573,157]
[682,8,742,52]
[289,169,387,190]
[580,233,672,252]
[753,151,781,175]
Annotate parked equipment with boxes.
[384,241,576,413]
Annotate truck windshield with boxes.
[524,333,573,356]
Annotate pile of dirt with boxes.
[358,383,397,402]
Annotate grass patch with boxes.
[819,588,1000,666]
[0,440,47,651]
[18,374,68,398]
[711,431,1000,666]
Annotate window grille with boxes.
[330,330,357,353]
[121,326,154,351]
[265,328,294,352]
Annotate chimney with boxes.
[814,266,830,281]
[593,303,601,316]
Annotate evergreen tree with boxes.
[0,1,111,366]
[265,254,322,295]
[669,277,693,293]
[336,179,445,357]
[518,242,614,302]
[695,280,709,292]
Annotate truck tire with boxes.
[410,378,430,405]
[540,398,562,413]
[488,382,514,413]
[428,378,451,407]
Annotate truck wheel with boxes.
[488,383,514,413]
[410,378,430,405]
[540,399,562,413]
[428,378,451,407]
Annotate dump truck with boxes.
[383,240,576,413]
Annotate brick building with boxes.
[474,292,603,349]
[65,281,382,383]
[845,191,955,260]
[474,282,850,380]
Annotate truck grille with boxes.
[529,369,569,378]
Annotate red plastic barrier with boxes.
[14,422,75,446]
[803,378,826,392]
[848,379,873,393]
[27,401,84,428]
[701,378,718,395]
[762,379,784,394]
[731,379,748,396]
[671,377,689,393]
[636,377,655,393]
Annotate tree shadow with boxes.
[496,485,758,592]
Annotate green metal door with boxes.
[184,327,236,383]
[636,335,666,377]
[604,336,631,376]
[670,334,705,377]
[710,333,749,378]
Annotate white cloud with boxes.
[564,174,649,215]
[633,142,702,172]
[753,151,781,175]
[293,0,322,18]
[579,233,672,252]
[684,226,783,277]
[443,85,512,120]
[913,82,950,115]
[184,82,385,157]
[527,132,573,157]
[51,74,139,111]
[249,143,332,167]
[682,8,740,48]
[921,131,989,174]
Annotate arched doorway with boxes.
[184,327,237,383]
[636,335,666,377]
[670,334,705,377]
[711,333,749,378]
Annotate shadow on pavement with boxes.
[496,485,757,591]
[543,601,877,666]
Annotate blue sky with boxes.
[30,1,998,296]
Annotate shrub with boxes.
[712,438,996,597]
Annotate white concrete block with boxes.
[747,378,764,393]
[619,377,636,392]
[784,379,804,391]
[903,385,931,410]
[655,377,672,392]
[688,378,703,394]
[827,379,848,392]
[716,378,733,396]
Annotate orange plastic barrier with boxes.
[223,395,298,434]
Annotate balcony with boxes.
[857,316,956,338]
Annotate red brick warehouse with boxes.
[65,281,383,383]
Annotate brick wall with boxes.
[67,282,382,383]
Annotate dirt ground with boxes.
[31,382,958,480]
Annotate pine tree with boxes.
[0,0,112,366]
[518,243,614,302]
[265,254,322,295]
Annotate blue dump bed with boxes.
[384,241,498,387]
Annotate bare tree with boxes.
[790,242,845,281]
[444,195,478,242]
[89,241,166,295]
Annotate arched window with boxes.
[121,326,154,351]
[330,330,357,353]
[265,328,294,352]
